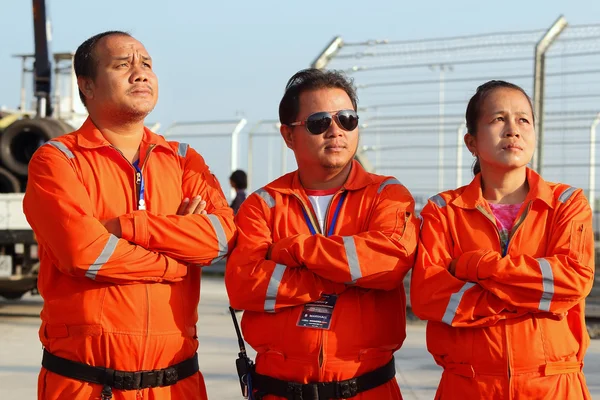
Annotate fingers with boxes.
[177,198,190,215]
[177,196,207,215]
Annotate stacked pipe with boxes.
[0,117,73,193]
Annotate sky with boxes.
[1,0,600,193]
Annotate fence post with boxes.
[456,122,466,188]
[311,36,344,70]
[532,15,567,174]
[590,113,600,214]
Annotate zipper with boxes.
[322,190,343,237]
[477,201,532,388]
[475,205,502,246]
[292,193,322,234]
[504,201,532,256]
[110,144,156,373]
[293,189,344,374]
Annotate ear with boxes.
[464,133,477,156]
[77,76,95,101]
[280,124,294,150]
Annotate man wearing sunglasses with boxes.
[226,68,419,399]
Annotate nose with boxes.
[130,63,149,84]
[323,116,344,138]
[504,119,520,138]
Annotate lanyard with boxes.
[132,160,146,210]
[302,191,348,237]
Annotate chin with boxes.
[321,159,351,170]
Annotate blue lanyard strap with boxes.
[132,160,146,210]
[302,191,348,237]
[327,191,347,237]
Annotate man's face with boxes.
[281,87,359,173]
[80,35,158,121]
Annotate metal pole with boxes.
[230,118,247,199]
[246,120,264,192]
[456,122,466,187]
[20,57,27,112]
[532,15,567,174]
[438,67,445,192]
[311,36,344,70]
[280,125,288,176]
[590,113,600,214]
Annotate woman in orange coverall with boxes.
[411,80,595,400]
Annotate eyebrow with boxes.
[491,110,530,116]
[111,55,152,62]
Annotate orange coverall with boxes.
[226,160,419,399]
[23,117,236,399]
[411,168,595,400]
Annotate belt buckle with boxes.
[337,378,358,398]
[140,369,164,388]
[163,367,179,386]
[113,371,139,390]
[286,382,303,400]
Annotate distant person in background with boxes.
[411,80,595,399]
[229,169,247,214]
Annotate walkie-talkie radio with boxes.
[229,307,255,399]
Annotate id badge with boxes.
[296,294,337,330]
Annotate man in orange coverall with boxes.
[23,31,236,400]
[225,68,419,399]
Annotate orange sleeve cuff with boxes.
[454,249,492,282]
[119,214,135,242]
[163,257,188,280]
[119,211,149,248]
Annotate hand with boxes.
[177,196,207,216]
[268,235,303,268]
[101,218,122,238]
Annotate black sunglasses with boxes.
[289,109,359,135]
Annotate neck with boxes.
[299,162,352,190]
[480,165,529,204]
[90,115,145,163]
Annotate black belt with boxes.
[251,357,396,400]
[42,349,199,391]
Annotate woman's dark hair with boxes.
[465,80,534,175]
[279,68,358,125]
[74,30,131,106]
[229,169,247,190]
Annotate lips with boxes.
[129,85,153,95]
[503,143,523,150]
[325,144,346,151]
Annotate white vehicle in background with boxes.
[0,0,85,299]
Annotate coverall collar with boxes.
[75,117,174,154]
[452,167,555,210]
[270,160,375,196]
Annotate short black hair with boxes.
[279,68,358,125]
[74,30,131,106]
[465,80,534,176]
[229,169,247,189]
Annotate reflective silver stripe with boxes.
[255,188,275,208]
[442,282,475,325]
[178,142,189,157]
[207,215,228,261]
[430,194,446,208]
[538,258,554,312]
[47,141,74,159]
[378,178,402,194]
[85,234,119,280]
[264,264,286,312]
[343,236,362,283]
[558,186,577,203]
